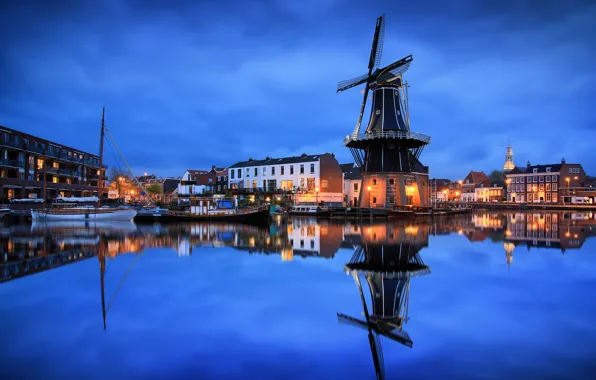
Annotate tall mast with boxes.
[98,107,105,202]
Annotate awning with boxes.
[230,179,243,184]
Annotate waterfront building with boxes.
[178,170,208,203]
[0,126,106,202]
[504,143,515,172]
[461,171,490,202]
[505,159,587,204]
[430,178,451,203]
[338,15,430,209]
[341,163,362,207]
[227,153,344,205]
[474,182,504,202]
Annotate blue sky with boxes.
[1,0,595,179]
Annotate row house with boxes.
[461,171,490,202]
[474,182,503,202]
[0,126,107,203]
[178,170,209,201]
[227,153,344,205]
[505,159,586,204]
[430,178,452,202]
[143,177,179,203]
[341,163,362,207]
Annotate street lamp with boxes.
[566,177,570,203]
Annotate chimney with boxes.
[561,157,566,164]
[527,161,531,168]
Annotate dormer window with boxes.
[546,167,551,172]
[533,168,538,173]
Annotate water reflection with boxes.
[1,210,596,378]
[338,222,430,380]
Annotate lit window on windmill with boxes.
[375,110,381,115]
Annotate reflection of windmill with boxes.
[337,240,430,380]
[337,15,431,208]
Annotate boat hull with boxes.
[288,211,333,217]
[31,209,137,222]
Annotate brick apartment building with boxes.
[0,126,107,202]
[505,159,587,204]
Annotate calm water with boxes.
[1,211,596,380]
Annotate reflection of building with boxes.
[337,223,430,380]
[286,217,343,259]
[504,212,589,252]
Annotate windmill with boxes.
[337,15,431,209]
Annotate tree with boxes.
[109,168,131,198]
[146,183,163,198]
[488,170,505,187]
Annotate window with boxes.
[546,167,551,172]
[353,183,359,191]
[526,176,531,183]
[527,184,532,192]
[389,179,395,185]
[300,164,304,174]
[552,175,557,182]
[208,178,213,183]
[300,240,304,248]
[36,158,43,170]
[246,168,250,177]
[569,168,573,173]
[262,167,266,176]
[552,183,557,191]
[321,180,328,189]
[372,179,377,185]
[310,240,315,249]
[254,168,257,176]
[533,168,538,173]
[290,165,294,175]
[310,164,315,174]
[281,166,284,175]
[263,180,266,189]
[272,167,275,175]
[533,176,537,182]
[52,176,58,183]
[372,197,377,204]
[528,193,532,202]
[231,170,235,179]
[238,169,241,178]
[539,183,544,191]
[539,176,544,182]
[546,192,551,202]
[545,175,550,182]
[546,183,551,191]
[389,196,395,203]
[574,168,580,174]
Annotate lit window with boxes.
[322,180,328,189]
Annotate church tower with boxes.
[503,143,515,172]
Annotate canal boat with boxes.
[31,196,137,221]
[288,205,333,217]
[134,196,270,225]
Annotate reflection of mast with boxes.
[337,229,430,380]
[99,238,107,331]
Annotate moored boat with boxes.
[0,208,10,219]
[288,205,333,217]
[31,197,137,221]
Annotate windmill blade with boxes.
[379,55,413,77]
[367,15,384,71]
[373,15,386,69]
[351,82,370,136]
[337,73,370,93]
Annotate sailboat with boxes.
[31,108,138,222]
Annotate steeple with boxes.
[503,142,515,172]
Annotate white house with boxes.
[178,170,208,204]
[227,153,344,205]
[341,163,362,207]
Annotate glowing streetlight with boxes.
[367,186,372,207]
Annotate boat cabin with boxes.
[189,196,239,216]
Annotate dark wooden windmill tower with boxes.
[337,15,430,208]
[337,222,430,380]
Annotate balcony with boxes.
[1,139,101,167]
[0,158,24,168]
[344,130,431,147]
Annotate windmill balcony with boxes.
[344,130,431,147]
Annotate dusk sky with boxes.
[2,0,595,179]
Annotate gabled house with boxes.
[461,171,490,202]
